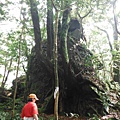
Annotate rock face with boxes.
[27,19,106,116]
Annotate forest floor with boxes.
[39,112,120,120]
[39,113,88,120]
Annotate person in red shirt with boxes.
[21,93,39,120]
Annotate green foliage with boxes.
[0,101,21,120]
[0,112,11,120]
[91,55,104,70]
[88,114,100,120]
[0,74,2,78]
[92,80,120,115]
[0,97,25,119]
[39,94,53,113]
[0,111,21,120]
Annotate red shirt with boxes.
[21,102,38,118]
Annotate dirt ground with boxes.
[39,112,120,120]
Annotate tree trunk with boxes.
[60,8,71,73]
[47,0,54,59]
[58,8,71,113]
[112,23,120,83]
[112,1,120,83]
[29,0,42,59]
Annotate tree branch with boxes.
[77,8,92,21]
[96,26,113,51]
[51,0,58,11]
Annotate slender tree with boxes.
[53,10,59,120]
[12,34,21,117]
[1,57,13,89]
[51,0,59,119]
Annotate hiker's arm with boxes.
[33,114,38,120]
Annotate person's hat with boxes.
[29,93,39,100]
